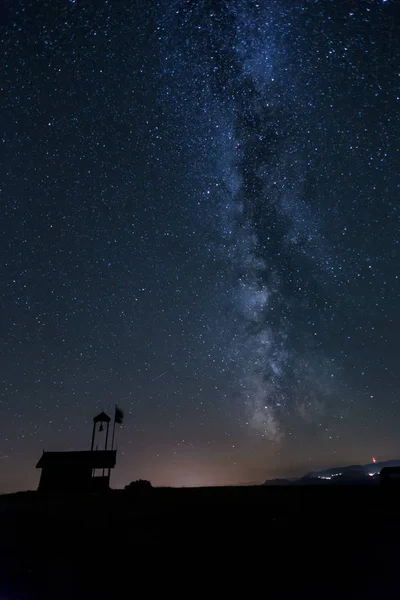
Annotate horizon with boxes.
[3,439,399,494]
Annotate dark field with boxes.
[1,485,400,599]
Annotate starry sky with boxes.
[1,0,399,492]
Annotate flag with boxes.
[115,405,124,424]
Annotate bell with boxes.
[99,423,104,432]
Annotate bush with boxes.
[124,479,152,494]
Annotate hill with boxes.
[264,459,400,485]
[1,485,400,598]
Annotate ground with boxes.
[1,485,400,599]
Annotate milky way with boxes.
[160,0,349,440]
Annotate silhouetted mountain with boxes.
[263,459,400,485]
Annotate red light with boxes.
[372,457,376,464]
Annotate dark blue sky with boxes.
[1,0,399,491]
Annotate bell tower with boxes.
[90,411,111,452]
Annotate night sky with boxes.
[1,0,399,492]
